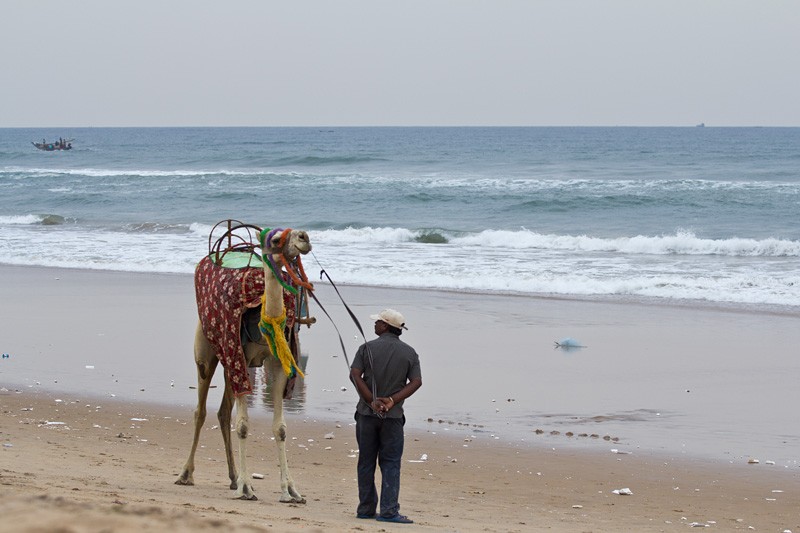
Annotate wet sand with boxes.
[2,265,800,531]
[3,265,800,463]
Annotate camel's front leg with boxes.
[271,357,306,504]
[232,395,257,500]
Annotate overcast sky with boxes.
[2,1,798,127]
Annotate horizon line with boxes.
[4,124,799,129]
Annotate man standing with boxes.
[350,308,422,524]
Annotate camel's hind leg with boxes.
[232,394,257,500]
[217,381,237,490]
[270,356,306,504]
[175,323,219,486]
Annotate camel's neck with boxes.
[262,259,286,319]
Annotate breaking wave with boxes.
[310,227,800,257]
[0,214,72,226]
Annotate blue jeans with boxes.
[354,412,405,518]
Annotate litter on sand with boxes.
[612,488,633,495]
[554,338,587,353]
[555,337,585,347]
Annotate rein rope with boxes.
[307,251,385,418]
[255,226,382,417]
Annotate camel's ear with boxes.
[259,228,270,249]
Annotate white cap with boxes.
[370,309,408,330]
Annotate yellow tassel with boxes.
[259,296,305,378]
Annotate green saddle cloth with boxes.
[213,251,262,269]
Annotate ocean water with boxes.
[1,126,799,312]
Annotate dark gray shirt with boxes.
[352,332,421,418]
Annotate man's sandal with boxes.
[376,514,413,524]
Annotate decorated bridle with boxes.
[259,227,314,295]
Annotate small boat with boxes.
[32,138,74,151]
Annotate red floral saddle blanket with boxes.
[195,255,296,396]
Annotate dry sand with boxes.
[1,389,799,533]
[1,265,799,531]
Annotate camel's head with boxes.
[265,228,312,262]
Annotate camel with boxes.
[175,223,314,503]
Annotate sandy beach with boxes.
[2,390,799,533]
[2,265,800,532]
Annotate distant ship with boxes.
[32,138,74,151]
[696,123,705,128]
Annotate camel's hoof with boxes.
[174,478,194,486]
[281,497,306,504]
[235,494,258,501]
